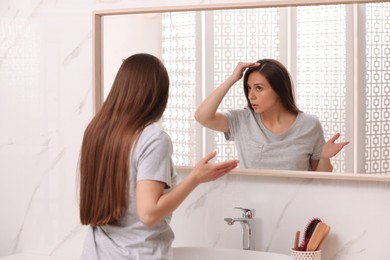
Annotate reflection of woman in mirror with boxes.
[195,59,349,171]
[79,53,239,259]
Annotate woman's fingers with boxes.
[331,133,349,145]
[193,150,239,183]
[322,133,350,158]
[328,133,350,146]
[213,159,239,171]
[201,150,217,164]
[328,133,341,143]
[237,62,260,70]
[210,160,239,178]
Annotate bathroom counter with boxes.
[0,254,78,260]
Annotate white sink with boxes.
[172,247,292,260]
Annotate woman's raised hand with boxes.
[189,150,239,184]
[229,62,260,82]
[321,133,350,159]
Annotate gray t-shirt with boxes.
[81,124,177,260]
[224,108,325,170]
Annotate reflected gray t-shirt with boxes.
[81,124,177,260]
[224,108,325,170]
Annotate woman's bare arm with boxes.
[136,151,239,227]
[194,62,259,133]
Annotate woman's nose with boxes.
[248,89,255,99]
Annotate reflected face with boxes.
[247,71,281,114]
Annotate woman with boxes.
[195,59,349,171]
[79,53,239,260]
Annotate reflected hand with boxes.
[190,150,239,184]
[230,62,260,82]
[321,133,350,159]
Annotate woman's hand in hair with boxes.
[194,62,259,134]
[189,150,239,184]
[229,62,260,83]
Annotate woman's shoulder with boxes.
[225,107,254,118]
[298,112,321,123]
[296,112,323,130]
[139,124,172,145]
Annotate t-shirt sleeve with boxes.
[311,119,326,160]
[136,130,175,189]
[223,108,248,141]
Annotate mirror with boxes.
[93,0,390,181]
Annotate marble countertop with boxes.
[0,254,78,260]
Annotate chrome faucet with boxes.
[224,207,256,250]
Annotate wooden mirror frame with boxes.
[92,0,390,182]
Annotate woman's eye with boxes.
[255,86,262,92]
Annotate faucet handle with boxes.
[234,207,256,219]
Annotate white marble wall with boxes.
[172,174,390,260]
[1,0,390,260]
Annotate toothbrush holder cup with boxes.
[291,249,321,260]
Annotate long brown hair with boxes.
[243,59,301,113]
[79,53,169,226]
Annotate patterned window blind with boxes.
[365,3,390,174]
[161,12,199,166]
[296,5,348,172]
